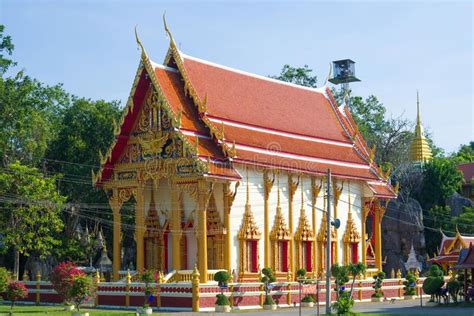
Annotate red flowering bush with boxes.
[6,281,28,310]
[50,261,84,304]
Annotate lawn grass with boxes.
[0,305,170,316]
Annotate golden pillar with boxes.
[361,201,369,267]
[224,182,238,272]
[135,186,145,273]
[374,202,384,271]
[171,182,182,271]
[109,188,122,281]
[333,181,343,264]
[311,177,322,277]
[197,179,209,283]
[263,170,274,268]
[288,174,299,279]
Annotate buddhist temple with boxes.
[92,19,396,283]
[409,91,432,163]
[429,229,474,272]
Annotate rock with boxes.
[382,197,426,276]
[446,192,473,217]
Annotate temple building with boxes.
[92,21,396,283]
[429,229,474,272]
[409,91,432,163]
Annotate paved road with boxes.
[165,298,474,315]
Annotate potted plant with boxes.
[422,265,444,305]
[137,270,155,315]
[6,281,28,312]
[214,271,231,312]
[68,274,96,316]
[261,268,277,310]
[403,271,417,300]
[50,261,84,310]
[371,271,385,302]
[301,295,315,307]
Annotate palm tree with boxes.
[348,262,366,300]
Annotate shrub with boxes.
[296,268,306,279]
[50,261,84,304]
[422,265,445,297]
[332,290,353,315]
[403,272,417,296]
[6,281,28,310]
[215,293,230,306]
[331,264,350,297]
[447,279,460,303]
[372,271,385,298]
[214,271,231,287]
[140,270,155,308]
[261,268,276,306]
[67,274,96,312]
[301,295,315,303]
[0,267,10,293]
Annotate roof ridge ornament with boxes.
[163,12,177,49]
[134,25,147,58]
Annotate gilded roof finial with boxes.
[134,25,147,57]
[163,12,176,47]
[416,90,421,125]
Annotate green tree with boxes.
[0,25,15,75]
[45,98,120,262]
[452,207,474,235]
[0,26,70,167]
[450,142,474,164]
[270,64,317,88]
[46,98,120,203]
[418,158,463,209]
[0,162,66,279]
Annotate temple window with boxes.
[343,212,361,265]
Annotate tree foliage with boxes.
[0,25,15,75]
[418,158,463,210]
[270,64,317,88]
[0,162,66,276]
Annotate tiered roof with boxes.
[430,230,474,264]
[94,21,396,199]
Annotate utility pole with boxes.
[325,169,332,315]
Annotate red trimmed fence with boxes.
[8,277,435,312]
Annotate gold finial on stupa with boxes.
[409,91,432,163]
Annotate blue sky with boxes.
[1,0,472,153]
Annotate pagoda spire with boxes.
[409,90,432,163]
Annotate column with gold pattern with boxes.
[110,188,122,281]
[332,181,343,263]
[171,181,182,271]
[361,199,369,267]
[311,178,322,277]
[288,174,299,279]
[224,182,238,272]
[374,201,384,271]
[135,185,146,272]
[197,179,208,283]
[263,170,274,268]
